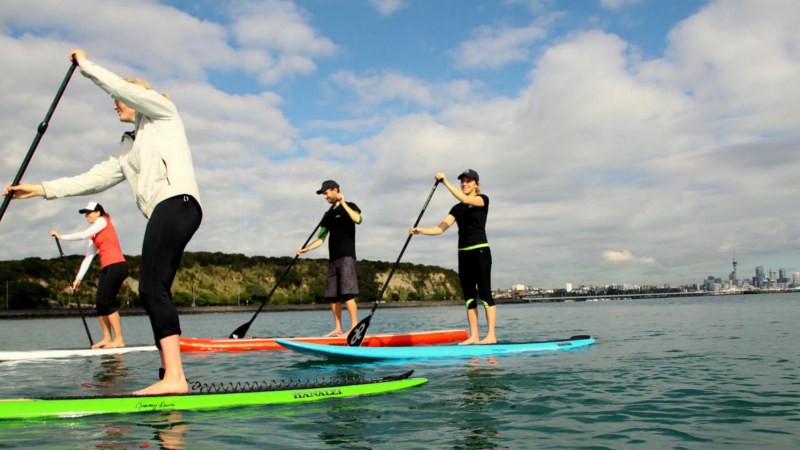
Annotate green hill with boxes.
[0,252,461,310]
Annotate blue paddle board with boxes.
[275,335,595,360]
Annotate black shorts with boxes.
[324,257,359,302]
[96,261,128,316]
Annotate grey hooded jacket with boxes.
[42,58,201,219]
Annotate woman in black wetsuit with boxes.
[410,169,496,345]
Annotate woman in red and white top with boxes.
[52,201,129,349]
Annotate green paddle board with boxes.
[0,370,425,419]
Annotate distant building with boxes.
[565,283,573,293]
[755,266,765,288]
[779,269,788,284]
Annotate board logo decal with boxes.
[135,400,177,412]
[293,388,343,399]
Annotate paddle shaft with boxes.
[0,60,78,226]
[348,179,440,346]
[229,205,334,338]
[54,236,94,346]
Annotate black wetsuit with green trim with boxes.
[448,194,493,309]
[318,202,361,260]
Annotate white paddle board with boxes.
[0,345,157,362]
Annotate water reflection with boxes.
[452,356,507,448]
[150,411,190,450]
[80,354,132,396]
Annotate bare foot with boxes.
[323,329,344,337]
[478,336,497,345]
[105,340,126,349]
[91,340,111,349]
[133,378,188,396]
[458,338,479,345]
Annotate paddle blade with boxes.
[347,315,372,347]
[229,323,250,339]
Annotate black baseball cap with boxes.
[316,180,340,194]
[457,169,479,182]
[78,201,105,215]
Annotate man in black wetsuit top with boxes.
[297,180,362,337]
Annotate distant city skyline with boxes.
[507,253,799,292]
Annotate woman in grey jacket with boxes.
[3,49,202,395]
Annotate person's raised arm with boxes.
[336,193,362,224]
[436,172,484,207]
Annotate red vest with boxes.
[90,218,126,268]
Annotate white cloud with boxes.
[301,137,364,162]
[329,70,481,109]
[0,0,235,80]
[658,0,800,134]
[602,250,656,265]
[452,24,547,70]
[369,0,407,16]
[306,117,381,133]
[0,0,336,86]
[230,0,337,84]
[599,0,643,10]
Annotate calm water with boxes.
[1,294,799,448]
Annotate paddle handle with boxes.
[373,179,441,309]
[230,205,334,338]
[348,180,440,346]
[0,60,78,226]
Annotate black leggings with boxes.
[96,261,128,316]
[458,246,493,309]
[139,195,202,348]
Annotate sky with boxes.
[1,0,799,290]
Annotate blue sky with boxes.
[2,0,800,290]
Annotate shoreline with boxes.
[1,289,795,319]
[0,300,464,319]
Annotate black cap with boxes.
[457,169,479,182]
[78,201,105,215]
[316,180,340,194]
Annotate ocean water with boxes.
[0,294,798,448]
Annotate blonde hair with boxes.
[124,76,170,100]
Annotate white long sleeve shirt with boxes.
[42,58,201,219]
[60,218,108,281]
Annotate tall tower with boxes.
[755,266,764,287]
[729,250,738,285]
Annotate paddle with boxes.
[54,236,94,346]
[229,205,334,339]
[347,179,440,347]
[0,59,78,226]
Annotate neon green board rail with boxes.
[0,371,426,419]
